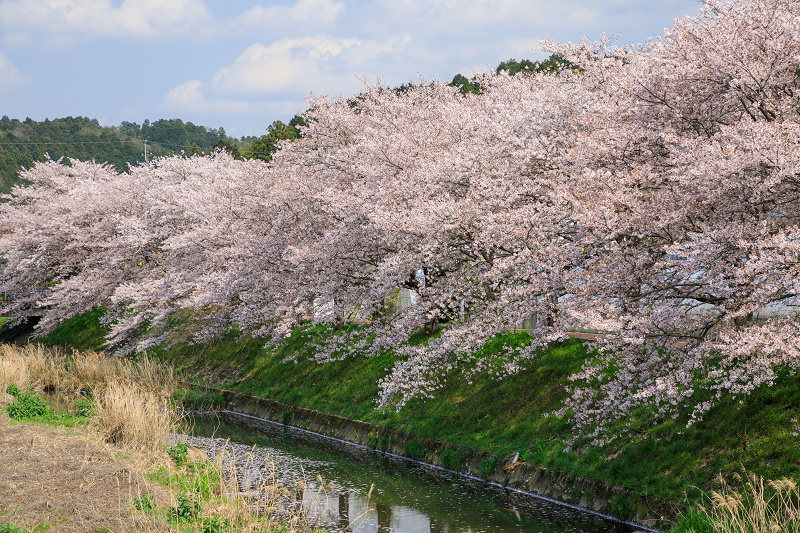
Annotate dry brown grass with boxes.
[0,343,179,452]
[92,381,181,453]
[0,410,174,533]
[0,342,176,397]
[699,472,800,533]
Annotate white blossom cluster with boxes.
[2,0,800,442]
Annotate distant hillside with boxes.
[0,116,233,192]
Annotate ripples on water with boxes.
[175,414,639,533]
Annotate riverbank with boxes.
[0,344,333,533]
[29,309,800,530]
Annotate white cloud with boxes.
[0,0,212,39]
[211,36,364,95]
[0,53,29,90]
[163,80,250,114]
[229,0,345,30]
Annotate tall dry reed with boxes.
[0,343,180,451]
[0,343,175,396]
[698,472,800,533]
[0,343,61,392]
[92,381,181,452]
[194,442,337,532]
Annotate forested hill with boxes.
[0,116,232,192]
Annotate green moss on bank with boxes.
[36,310,800,505]
[38,307,108,352]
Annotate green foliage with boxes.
[439,449,463,471]
[132,493,155,512]
[173,493,201,521]
[74,397,95,417]
[6,388,51,420]
[670,509,715,533]
[141,118,228,156]
[200,515,232,533]
[182,460,222,500]
[168,443,189,467]
[478,456,498,479]
[450,54,576,96]
[3,383,90,427]
[403,440,427,460]
[212,139,243,160]
[37,308,108,352]
[451,73,481,95]
[244,120,300,162]
[177,389,226,411]
[610,496,635,520]
[0,524,27,533]
[0,115,239,193]
[497,55,575,76]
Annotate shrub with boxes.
[201,515,231,533]
[404,440,427,460]
[5,383,20,397]
[173,493,201,521]
[0,524,27,533]
[440,449,463,471]
[168,443,189,467]
[132,493,155,512]
[611,496,635,520]
[671,508,714,533]
[182,460,222,500]
[75,396,95,417]
[6,388,51,420]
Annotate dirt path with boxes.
[0,409,172,532]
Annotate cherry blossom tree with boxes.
[2,0,798,444]
[545,0,800,441]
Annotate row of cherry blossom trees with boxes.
[2,0,799,441]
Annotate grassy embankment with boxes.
[35,308,800,525]
[0,343,333,533]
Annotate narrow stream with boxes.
[180,413,640,533]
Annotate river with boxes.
[180,412,641,533]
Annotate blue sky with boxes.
[0,0,702,139]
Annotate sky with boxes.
[0,0,703,139]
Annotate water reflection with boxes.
[180,415,637,533]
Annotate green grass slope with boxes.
[37,310,800,507]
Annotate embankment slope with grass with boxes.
[35,310,800,524]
